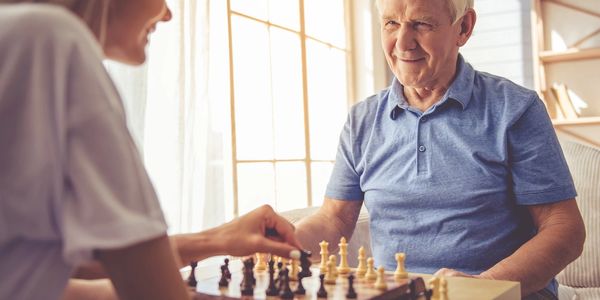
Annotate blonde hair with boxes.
[0,0,111,43]
[375,0,474,24]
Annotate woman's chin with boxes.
[105,48,147,65]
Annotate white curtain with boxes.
[105,0,232,234]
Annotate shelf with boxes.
[539,48,600,63]
[552,116,600,126]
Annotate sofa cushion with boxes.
[556,141,600,288]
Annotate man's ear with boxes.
[457,9,476,47]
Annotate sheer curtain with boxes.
[105,0,232,234]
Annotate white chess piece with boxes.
[319,240,329,273]
[374,266,388,290]
[325,259,337,284]
[394,252,408,280]
[338,237,350,274]
[254,253,267,272]
[328,255,338,278]
[365,257,377,282]
[429,276,441,300]
[439,277,448,300]
[356,246,367,278]
[289,253,300,281]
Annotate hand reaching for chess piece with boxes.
[174,205,303,262]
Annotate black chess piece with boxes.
[275,262,285,291]
[187,261,198,287]
[294,273,306,295]
[224,258,231,280]
[265,260,278,296]
[317,274,328,298]
[240,259,254,296]
[248,257,256,286]
[346,274,357,299]
[279,269,294,299]
[298,249,312,278]
[218,264,229,287]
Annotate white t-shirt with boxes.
[0,4,168,299]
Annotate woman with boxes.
[0,0,301,299]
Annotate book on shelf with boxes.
[551,83,579,120]
[543,89,564,120]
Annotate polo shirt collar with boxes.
[388,54,475,119]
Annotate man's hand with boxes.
[433,268,481,279]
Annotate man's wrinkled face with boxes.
[379,0,463,89]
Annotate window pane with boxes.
[311,162,334,207]
[270,28,305,159]
[269,0,300,31]
[304,0,346,48]
[237,163,275,215]
[232,16,274,160]
[306,40,349,160]
[275,162,307,211]
[230,0,268,21]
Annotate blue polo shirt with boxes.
[326,55,576,296]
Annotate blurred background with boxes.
[104,0,600,236]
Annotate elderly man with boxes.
[295,0,585,299]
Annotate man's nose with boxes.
[395,25,417,52]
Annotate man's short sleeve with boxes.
[508,94,577,205]
[325,112,364,201]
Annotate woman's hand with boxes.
[218,205,303,258]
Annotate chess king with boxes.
[295,0,585,299]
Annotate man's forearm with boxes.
[480,217,585,296]
[295,200,362,260]
[295,213,347,257]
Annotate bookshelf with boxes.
[531,0,600,147]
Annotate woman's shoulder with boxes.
[0,3,98,52]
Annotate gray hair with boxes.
[375,0,474,24]
[0,0,111,43]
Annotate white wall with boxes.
[460,0,534,88]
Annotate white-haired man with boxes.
[296,0,585,299]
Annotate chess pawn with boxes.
[346,274,357,299]
[439,277,449,300]
[356,246,367,278]
[254,253,267,272]
[338,236,351,275]
[187,261,198,287]
[289,254,299,281]
[319,240,329,273]
[429,276,441,300]
[324,259,337,284]
[365,257,377,282]
[374,266,387,291]
[328,255,338,278]
[394,252,408,280]
[317,274,328,298]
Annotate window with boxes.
[227,0,353,216]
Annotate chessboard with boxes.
[191,263,520,300]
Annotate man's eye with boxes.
[413,22,432,29]
[385,20,398,26]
